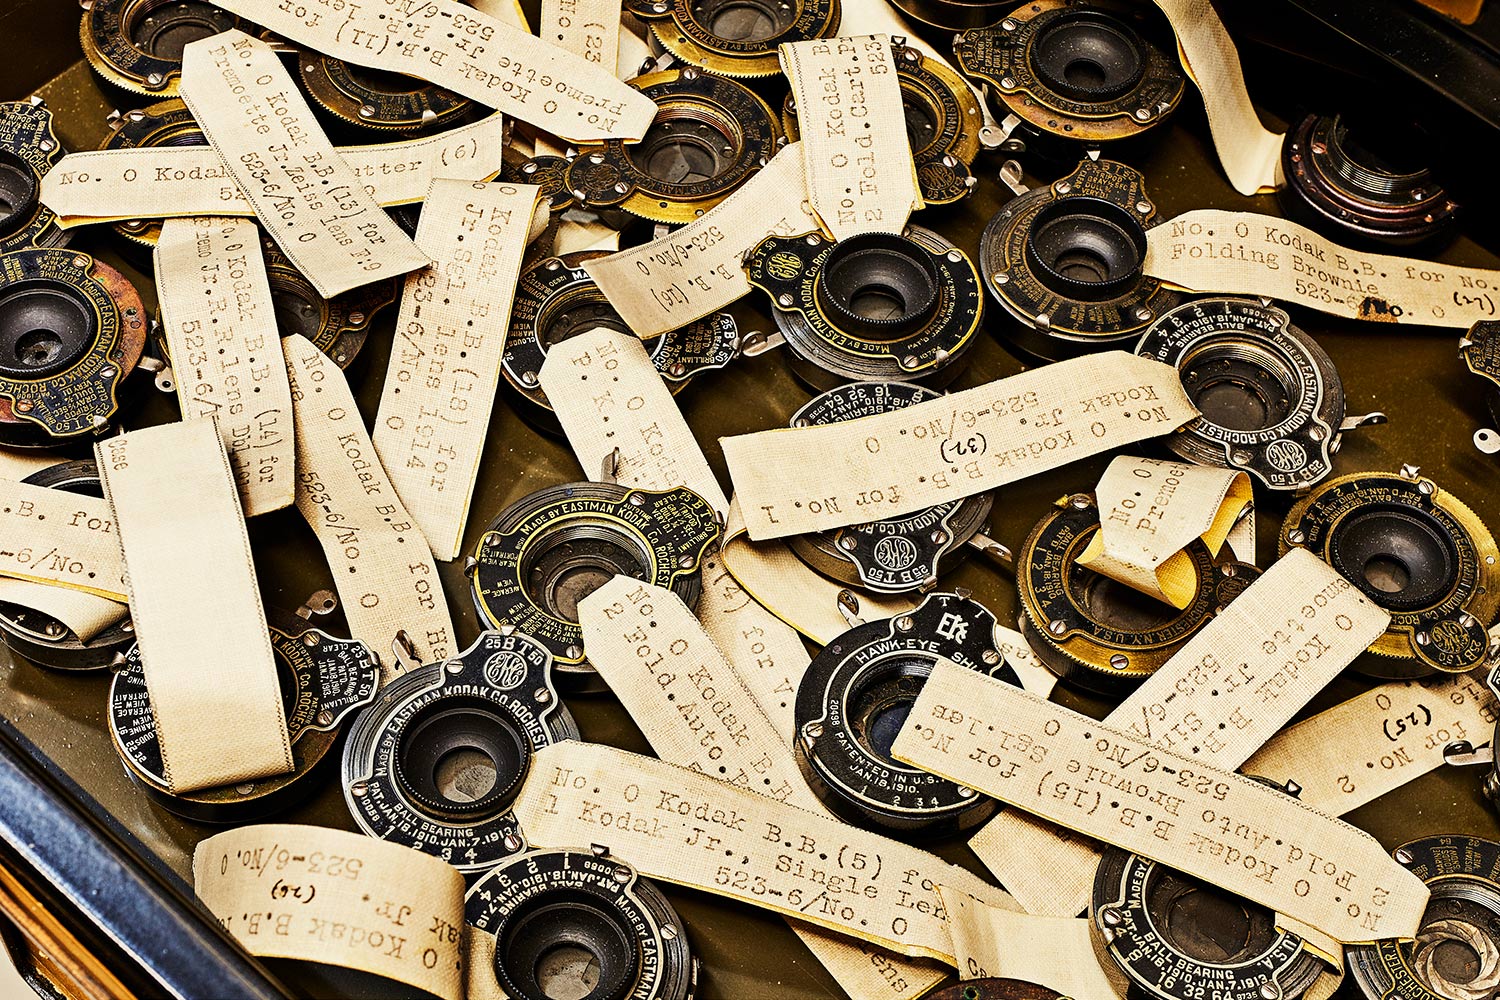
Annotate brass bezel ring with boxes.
[1280,470,1500,678]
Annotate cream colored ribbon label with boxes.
[96,420,291,793]
[193,824,465,1000]
[41,115,506,227]
[1245,671,1499,814]
[942,888,1122,998]
[724,352,1197,540]
[0,450,127,637]
[553,218,620,255]
[697,551,811,742]
[970,549,1390,918]
[533,0,623,156]
[538,0,621,73]
[893,661,1429,943]
[780,35,921,240]
[0,580,125,643]
[1077,456,1251,608]
[581,576,811,804]
[285,335,456,676]
[997,624,1059,699]
[540,326,729,512]
[537,327,818,757]
[578,572,956,998]
[180,31,428,298]
[1147,209,1500,327]
[513,740,1019,961]
[0,480,126,601]
[373,180,541,562]
[840,1,998,132]
[1150,0,1282,196]
[211,0,653,142]
[155,216,295,518]
[721,496,914,644]
[583,142,818,339]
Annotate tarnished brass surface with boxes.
[3,4,1500,997]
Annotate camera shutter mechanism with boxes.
[1136,297,1385,491]
[341,630,578,873]
[298,51,476,133]
[465,848,697,1000]
[564,68,784,225]
[1346,836,1500,1000]
[468,481,721,692]
[1090,835,1326,1000]
[623,0,841,78]
[795,590,1018,835]
[112,600,379,822]
[980,157,1178,361]
[0,248,147,447]
[504,253,737,430]
[0,98,69,255]
[79,0,248,97]
[1278,113,1459,248]
[744,226,983,389]
[955,0,1185,156]
[1280,469,1500,678]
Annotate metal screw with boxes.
[1286,529,1306,545]
[317,709,334,726]
[982,649,1001,665]
[777,293,794,307]
[1395,847,1415,865]
[839,535,858,551]
[303,632,319,647]
[1110,654,1128,670]
[534,687,551,704]
[958,786,976,799]
[349,311,366,325]
[565,644,584,659]
[895,615,915,632]
[1048,619,1066,636]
